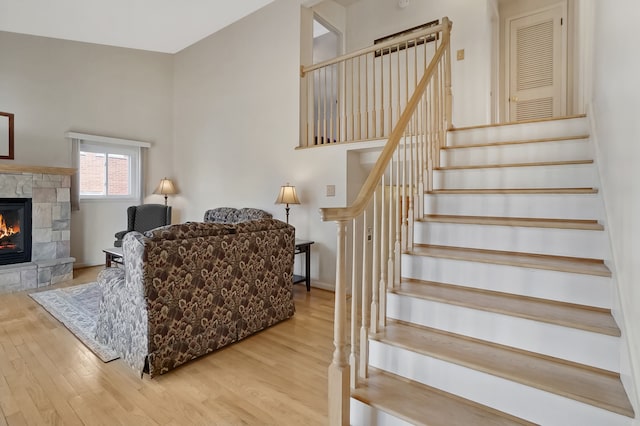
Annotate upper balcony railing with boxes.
[300,19,451,147]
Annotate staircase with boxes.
[349,116,636,425]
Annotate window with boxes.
[67,131,150,206]
[79,142,141,201]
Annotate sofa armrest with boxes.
[97,266,125,288]
[122,231,146,282]
[95,267,126,348]
[95,231,149,375]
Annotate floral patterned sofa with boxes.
[95,217,295,377]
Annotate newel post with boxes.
[328,220,350,425]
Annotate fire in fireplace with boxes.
[0,198,32,266]
[0,213,21,248]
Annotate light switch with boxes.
[326,185,335,197]
[457,49,465,61]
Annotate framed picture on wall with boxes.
[0,112,14,160]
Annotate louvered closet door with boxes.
[508,4,566,121]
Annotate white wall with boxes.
[173,0,351,287]
[591,0,640,413]
[314,30,339,63]
[0,31,174,266]
[344,0,493,127]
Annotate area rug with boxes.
[29,282,119,362]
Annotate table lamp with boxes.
[153,177,177,206]
[275,183,300,224]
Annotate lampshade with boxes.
[275,184,300,224]
[153,178,177,196]
[153,177,177,206]
[275,184,300,205]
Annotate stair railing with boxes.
[315,18,452,425]
[301,19,452,147]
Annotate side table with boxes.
[103,247,123,267]
[293,239,314,291]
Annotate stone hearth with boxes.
[0,164,75,293]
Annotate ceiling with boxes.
[0,0,276,53]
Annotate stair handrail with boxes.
[320,17,452,425]
[301,21,446,77]
[320,37,448,222]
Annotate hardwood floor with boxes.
[0,267,334,425]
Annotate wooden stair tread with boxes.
[436,159,593,171]
[449,114,587,132]
[409,244,611,277]
[394,279,619,336]
[373,322,634,418]
[352,368,535,426]
[443,134,589,150]
[421,214,603,230]
[427,188,598,195]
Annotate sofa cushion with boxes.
[203,207,239,223]
[237,208,272,222]
[203,207,272,224]
[144,221,232,241]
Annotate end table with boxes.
[293,239,314,291]
[103,247,123,267]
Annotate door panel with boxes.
[508,4,566,121]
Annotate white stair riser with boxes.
[369,341,632,426]
[441,138,591,167]
[386,293,619,372]
[351,399,412,426]
[433,164,596,190]
[424,193,603,220]
[401,255,611,308]
[447,117,589,146]
[414,222,607,259]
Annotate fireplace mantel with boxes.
[0,164,75,176]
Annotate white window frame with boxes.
[66,132,150,204]
[79,142,140,201]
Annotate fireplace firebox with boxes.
[0,198,32,266]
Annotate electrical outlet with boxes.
[326,185,335,197]
[457,49,465,61]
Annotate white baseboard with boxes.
[307,280,335,292]
[73,262,103,270]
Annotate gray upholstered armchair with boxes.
[114,204,172,247]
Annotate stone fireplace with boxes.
[0,165,75,293]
